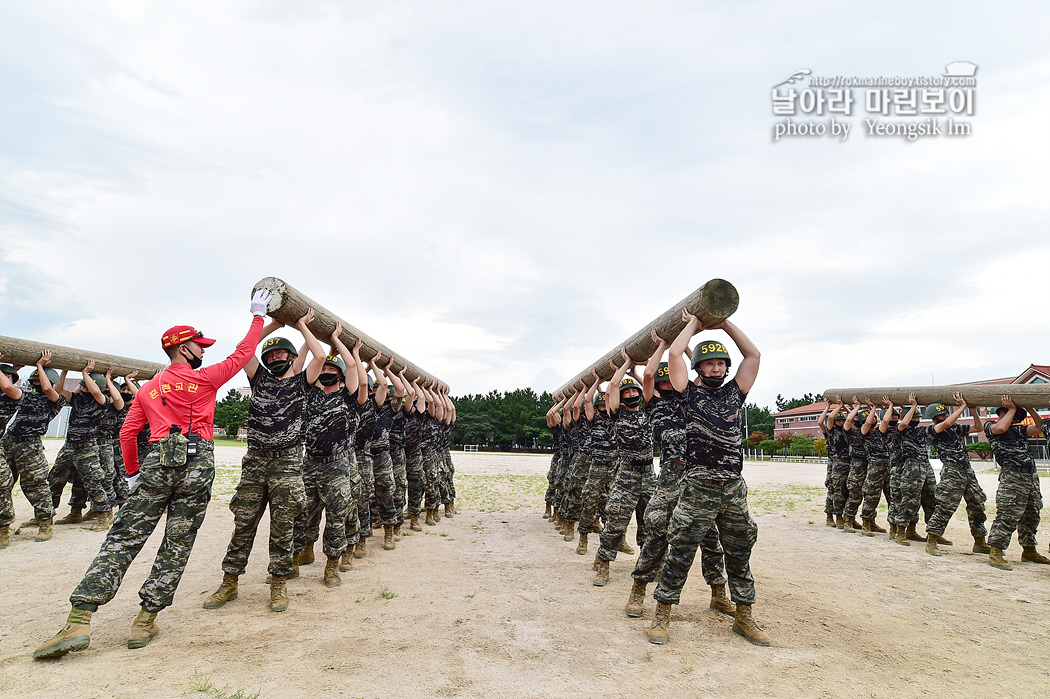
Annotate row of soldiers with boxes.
[27,290,458,658]
[821,392,1050,569]
[544,313,768,647]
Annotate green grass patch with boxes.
[747,484,826,516]
[455,474,547,513]
[189,671,261,699]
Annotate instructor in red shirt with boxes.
[34,289,273,659]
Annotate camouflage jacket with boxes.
[898,423,929,461]
[863,426,891,461]
[586,409,617,459]
[612,404,653,466]
[404,409,423,454]
[389,405,406,449]
[650,393,686,464]
[7,389,64,438]
[246,367,310,451]
[985,422,1036,472]
[370,401,395,453]
[826,425,849,461]
[678,379,746,480]
[927,423,970,465]
[844,425,867,461]
[354,398,376,451]
[0,392,20,436]
[304,386,361,458]
[67,392,108,443]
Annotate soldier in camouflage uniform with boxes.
[404,377,427,531]
[983,396,1047,570]
[856,398,890,536]
[543,398,567,520]
[576,372,616,556]
[0,360,25,549]
[558,386,594,542]
[823,399,850,528]
[3,353,65,544]
[882,403,904,539]
[439,397,458,517]
[206,309,324,613]
[34,292,271,658]
[352,372,377,555]
[593,351,655,586]
[417,382,443,526]
[551,394,578,532]
[389,371,410,534]
[893,396,937,545]
[649,312,768,647]
[97,374,139,511]
[840,398,868,533]
[367,358,405,551]
[923,394,988,555]
[293,326,368,587]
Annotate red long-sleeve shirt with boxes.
[119,316,263,475]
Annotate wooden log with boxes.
[821,385,1050,409]
[0,335,167,379]
[251,277,446,389]
[554,279,739,398]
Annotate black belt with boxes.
[306,450,349,465]
[247,445,303,458]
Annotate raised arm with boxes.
[82,360,106,406]
[642,330,667,404]
[879,397,894,434]
[605,349,634,414]
[934,392,968,433]
[668,310,702,393]
[710,318,760,395]
[292,309,325,384]
[369,353,388,407]
[584,369,600,420]
[0,353,22,400]
[37,352,60,402]
[243,316,285,381]
[104,368,125,411]
[898,393,918,432]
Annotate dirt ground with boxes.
[2,446,1049,698]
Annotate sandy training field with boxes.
[2,447,1049,698]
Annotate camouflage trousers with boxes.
[988,469,1041,551]
[926,461,987,539]
[391,446,407,525]
[421,447,440,511]
[843,457,868,518]
[633,459,726,586]
[552,450,573,508]
[2,435,54,521]
[221,447,306,578]
[545,452,562,505]
[406,449,425,516]
[596,460,656,562]
[827,457,850,516]
[898,458,937,528]
[100,438,129,508]
[342,451,363,545]
[355,449,374,538]
[860,458,890,521]
[70,441,216,613]
[439,449,456,503]
[654,475,758,607]
[887,460,903,525]
[370,449,399,526]
[294,453,355,559]
[578,452,617,534]
[559,452,591,523]
[49,439,109,512]
[0,447,13,528]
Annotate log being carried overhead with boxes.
[0,335,166,379]
[821,385,1050,409]
[251,276,447,389]
[554,279,739,398]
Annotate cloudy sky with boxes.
[1,1,1047,410]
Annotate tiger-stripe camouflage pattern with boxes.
[2,435,54,521]
[391,445,408,525]
[824,425,848,515]
[355,449,375,538]
[596,458,655,562]
[294,453,353,559]
[842,426,867,518]
[985,422,1041,551]
[925,460,987,538]
[49,439,109,512]
[406,448,425,516]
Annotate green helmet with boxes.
[592,391,606,406]
[879,407,901,422]
[856,409,870,422]
[691,340,732,370]
[655,362,671,384]
[30,367,60,386]
[80,372,107,392]
[925,403,950,421]
[832,410,848,421]
[260,336,298,360]
[323,354,346,377]
[619,377,642,394]
[387,384,397,398]
[0,363,18,381]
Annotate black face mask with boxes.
[700,375,725,388]
[120,392,133,402]
[265,358,292,376]
[623,395,642,408]
[182,346,203,369]
[318,373,341,386]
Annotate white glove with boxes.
[127,473,140,495]
[251,289,273,317]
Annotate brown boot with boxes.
[592,518,604,534]
[625,580,647,617]
[893,526,910,547]
[80,509,101,522]
[0,524,9,549]
[324,556,342,587]
[383,525,396,550]
[354,536,368,558]
[709,583,735,616]
[888,523,897,539]
[299,541,315,565]
[556,516,569,536]
[825,514,835,527]
[869,519,887,534]
[842,516,855,533]
[410,515,422,532]
[733,604,771,646]
[290,552,300,579]
[55,507,84,525]
[618,539,635,555]
[593,559,610,586]
[860,518,874,537]
[444,502,455,518]
[35,518,54,542]
[576,532,588,556]
[543,503,552,519]
[433,506,441,523]
[935,534,953,546]
[394,525,402,541]
[88,510,113,532]
[425,509,436,527]
[925,533,942,557]
[203,573,239,609]
[563,521,575,542]
[972,535,991,554]
[450,501,458,515]
[127,609,160,649]
[270,574,289,612]
[905,523,925,542]
[835,514,844,530]
[33,607,92,659]
[1021,546,1050,564]
[647,602,672,645]
[339,551,354,572]
[988,546,1012,570]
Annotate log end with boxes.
[700,279,739,319]
[252,277,288,314]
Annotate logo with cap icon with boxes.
[943,61,977,77]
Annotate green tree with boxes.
[775,393,821,412]
[213,389,250,436]
[789,435,815,456]
[744,402,774,437]
[758,439,780,455]
[747,430,768,448]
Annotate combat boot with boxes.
[35,518,53,542]
[647,602,671,645]
[625,580,647,617]
[270,574,289,612]
[935,534,953,546]
[127,609,160,649]
[592,518,603,534]
[556,516,568,536]
[925,533,942,557]
[842,516,855,533]
[354,536,368,558]
[393,525,401,541]
[576,532,588,556]
[33,607,92,659]
[80,509,101,522]
[324,556,342,587]
[593,559,610,586]
[618,539,635,555]
[450,501,458,515]
[425,509,436,526]
[291,552,300,579]
[888,523,896,539]
[203,573,239,609]
[0,524,9,549]
[21,517,42,528]
[444,502,455,518]
[709,583,735,616]
[410,514,422,532]
[543,503,552,519]
[433,506,441,523]
[860,518,874,537]
[972,535,991,554]
[825,514,835,527]
[383,524,396,550]
[88,509,113,532]
[988,547,1012,570]
[563,521,575,542]
[893,526,910,547]
[835,514,844,529]
[299,541,315,565]
[869,519,887,534]
[733,604,771,646]
[55,507,84,525]
[1021,546,1050,564]
[905,523,924,542]
[339,551,354,572]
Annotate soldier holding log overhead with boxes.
[543,396,569,521]
[553,390,583,535]
[881,399,905,541]
[389,369,411,536]
[648,311,768,647]
[575,369,616,557]
[922,393,989,556]
[5,353,67,545]
[559,381,596,543]
[439,390,458,518]
[98,372,139,512]
[0,358,25,549]
[893,394,937,546]
[367,356,404,551]
[823,397,850,529]
[984,396,1048,570]
[351,365,378,556]
[206,308,325,614]
[840,397,868,533]
[403,377,428,531]
[33,290,273,659]
[856,398,890,537]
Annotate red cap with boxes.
[161,325,216,350]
